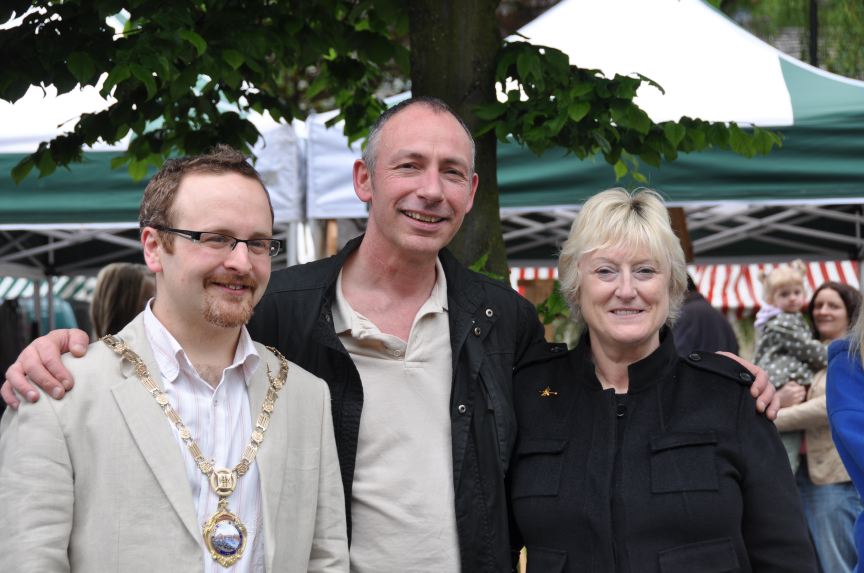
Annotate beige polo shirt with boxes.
[333,259,459,572]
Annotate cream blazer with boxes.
[0,314,348,572]
[775,368,852,485]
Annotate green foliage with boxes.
[533,281,580,345]
[534,281,568,325]
[469,252,507,282]
[715,0,864,80]
[0,0,409,181]
[476,42,782,177]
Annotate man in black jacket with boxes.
[3,98,777,572]
[246,98,548,571]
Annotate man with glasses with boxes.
[0,146,348,572]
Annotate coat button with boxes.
[457,404,467,414]
[739,371,754,383]
[688,352,701,362]
[550,345,564,353]
[473,327,482,336]
[485,308,494,318]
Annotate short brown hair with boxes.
[90,262,155,338]
[139,145,273,248]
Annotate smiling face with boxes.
[771,283,806,313]
[812,287,850,342]
[354,103,478,261]
[143,172,273,333]
[578,244,670,361]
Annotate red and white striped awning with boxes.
[510,260,861,318]
[510,266,558,295]
[690,260,860,318]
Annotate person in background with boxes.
[776,281,862,573]
[672,274,739,356]
[509,188,816,572]
[827,291,864,573]
[754,261,828,472]
[89,262,155,339]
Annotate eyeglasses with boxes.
[152,226,282,257]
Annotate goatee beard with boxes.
[203,293,255,328]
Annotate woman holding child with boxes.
[776,282,862,573]
[509,188,816,572]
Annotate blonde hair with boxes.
[558,188,687,327]
[90,263,155,338]
[759,260,807,305]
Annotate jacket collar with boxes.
[576,326,679,394]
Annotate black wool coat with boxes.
[248,235,548,572]
[509,329,817,573]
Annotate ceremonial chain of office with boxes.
[102,334,289,567]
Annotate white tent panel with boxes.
[305,111,365,219]
[252,123,304,223]
[517,0,794,125]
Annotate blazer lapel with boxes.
[109,316,202,547]
[248,349,287,573]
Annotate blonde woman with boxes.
[827,293,864,573]
[509,189,816,572]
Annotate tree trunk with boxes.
[408,0,508,278]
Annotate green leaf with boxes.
[663,122,686,147]
[222,49,245,70]
[306,73,329,100]
[67,52,96,84]
[567,101,590,122]
[179,30,207,56]
[128,159,149,180]
[11,157,34,183]
[474,102,507,121]
[37,151,57,177]
[570,82,594,98]
[130,64,157,100]
[516,49,539,81]
[101,64,131,95]
[627,106,651,134]
[110,155,130,169]
[593,132,611,154]
[613,159,628,180]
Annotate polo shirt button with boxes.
[485,308,494,317]
[457,404,467,414]
[473,327,482,336]
[688,353,701,362]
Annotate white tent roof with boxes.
[517,0,797,125]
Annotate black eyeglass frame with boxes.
[150,226,282,257]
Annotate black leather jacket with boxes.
[248,235,547,572]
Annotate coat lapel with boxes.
[248,348,287,573]
[108,316,202,547]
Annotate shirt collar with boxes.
[331,257,448,338]
[143,301,260,385]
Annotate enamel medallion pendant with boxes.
[203,502,248,567]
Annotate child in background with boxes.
[754,260,827,472]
